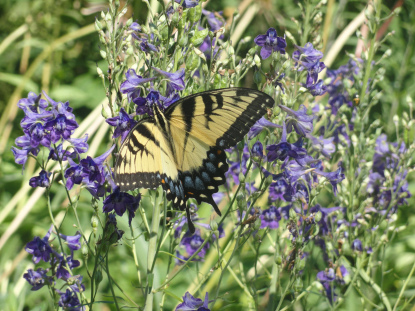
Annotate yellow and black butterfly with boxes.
[114,88,274,232]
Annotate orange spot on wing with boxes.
[161,179,165,184]
[187,192,194,195]
[217,150,222,154]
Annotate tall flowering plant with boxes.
[13,0,414,310]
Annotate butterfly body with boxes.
[115,88,274,231]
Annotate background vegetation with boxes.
[0,0,414,310]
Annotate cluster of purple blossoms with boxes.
[317,265,349,304]
[12,92,86,181]
[23,226,85,310]
[367,134,411,215]
[176,291,210,311]
[174,215,224,265]
[254,28,287,60]
[292,43,327,96]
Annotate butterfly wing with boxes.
[163,88,274,212]
[114,119,179,193]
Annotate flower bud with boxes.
[275,255,282,265]
[236,193,244,202]
[94,268,103,285]
[289,208,297,220]
[190,29,209,47]
[126,18,133,27]
[253,218,262,230]
[178,10,187,29]
[81,244,89,258]
[210,219,218,231]
[238,172,245,184]
[254,70,264,85]
[188,5,202,23]
[91,215,99,230]
[293,278,303,292]
[315,211,322,222]
[178,33,188,47]
[95,19,103,31]
[100,50,107,59]
[296,258,306,270]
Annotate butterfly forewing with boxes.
[165,88,274,150]
[115,120,178,191]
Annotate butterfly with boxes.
[114,88,274,232]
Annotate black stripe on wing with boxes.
[114,119,163,191]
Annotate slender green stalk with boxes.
[392,260,415,311]
[144,187,163,311]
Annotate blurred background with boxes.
[0,0,414,309]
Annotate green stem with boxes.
[392,260,415,311]
[358,269,391,311]
[106,253,120,310]
[144,187,163,311]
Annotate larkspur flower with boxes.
[58,289,83,311]
[248,117,282,139]
[251,141,264,159]
[120,69,156,102]
[106,108,137,142]
[103,187,141,226]
[80,145,114,185]
[315,164,345,195]
[65,159,87,190]
[266,123,307,162]
[174,0,199,8]
[292,42,324,69]
[152,67,185,94]
[180,230,209,259]
[254,28,287,59]
[307,79,327,96]
[44,114,78,143]
[17,92,48,114]
[269,177,290,201]
[25,122,51,148]
[29,170,51,188]
[351,239,363,252]
[279,104,314,137]
[25,225,54,264]
[43,92,75,119]
[67,134,89,156]
[11,145,39,169]
[55,254,80,280]
[260,206,281,229]
[202,9,224,32]
[59,232,82,251]
[48,144,72,161]
[23,268,52,291]
[176,292,210,311]
[307,134,335,158]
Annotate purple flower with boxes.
[292,42,324,69]
[351,239,363,252]
[48,144,72,161]
[59,232,82,251]
[307,134,335,158]
[25,225,54,263]
[176,292,210,311]
[307,79,327,96]
[67,134,89,156]
[248,117,282,140]
[42,92,75,119]
[29,170,51,188]
[130,22,141,32]
[11,145,38,169]
[44,114,78,143]
[106,108,137,142]
[202,10,224,32]
[152,67,185,94]
[260,206,281,229]
[17,92,48,114]
[180,230,209,259]
[266,123,307,162]
[103,187,141,226]
[80,145,115,184]
[225,145,250,185]
[279,104,314,137]
[58,289,83,311]
[251,141,264,159]
[314,165,345,196]
[174,0,199,8]
[254,28,287,59]
[23,268,51,291]
[269,178,289,201]
[25,123,51,148]
[317,268,336,282]
[120,69,156,102]
[65,159,87,190]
